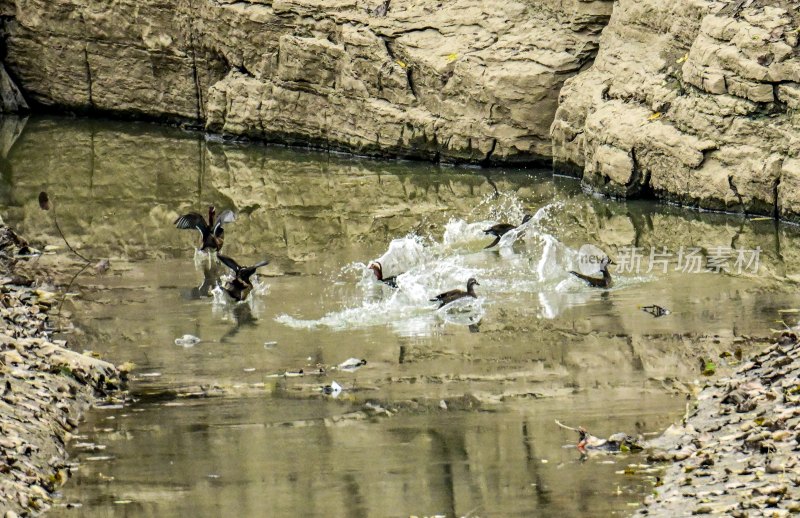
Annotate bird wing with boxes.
[431,289,462,302]
[252,259,270,269]
[240,259,270,283]
[217,254,242,274]
[175,213,209,235]
[483,236,501,249]
[485,223,514,236]
[212,210,236,235]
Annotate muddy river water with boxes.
[2,115,800,517]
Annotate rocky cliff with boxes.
[0,0,611,164]
[551,0,800,220]
[3,0,800,219]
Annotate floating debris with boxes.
[322,381,342,398]
[640,304,671,318]
[174,334,201,347]
[266,369,306,378]
[555,420,645,455]
[337,358,367,372]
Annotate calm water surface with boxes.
[1,115,799,517]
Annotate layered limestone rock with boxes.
[0,0,612,163]
[0,64,28,113]
[551,0,800,220]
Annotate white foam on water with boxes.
[276,195,642,331]
[370,234,428,279]
[193,248,214,268]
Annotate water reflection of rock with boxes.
[2,117,559,265]
[2,116,798,276]
[5,116,794,385]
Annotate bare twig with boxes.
[555,419,582,433]
[39,191,96,329]
[51,202,92,263]
[56,262,91,322]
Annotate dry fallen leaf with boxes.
[647,112,662,121]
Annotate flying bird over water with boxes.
[217,254,270,302]
[483,214,532,249]
[430,278,480,308]
[174,206,235,252]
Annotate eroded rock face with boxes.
[551,0,800,220]
[0,0,612,163]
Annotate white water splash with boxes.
[277,196,636,331]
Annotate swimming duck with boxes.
[569,257,614,289]
[430,278,480,308]
[174,206,236,252]
[217,254,270,301]
[483,214,532,249]
[368,261,399,288]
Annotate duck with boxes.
[217,254,270,302]
[430,278,480,308]
[174,206,236,252]
[569,257,614,289]
[483,214,532,249]
[368,261,399,288]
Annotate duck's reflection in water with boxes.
[182,260,225,300]
[220,303,257,343]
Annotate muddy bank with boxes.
[637,335,800,516]
[0,223,121,516]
